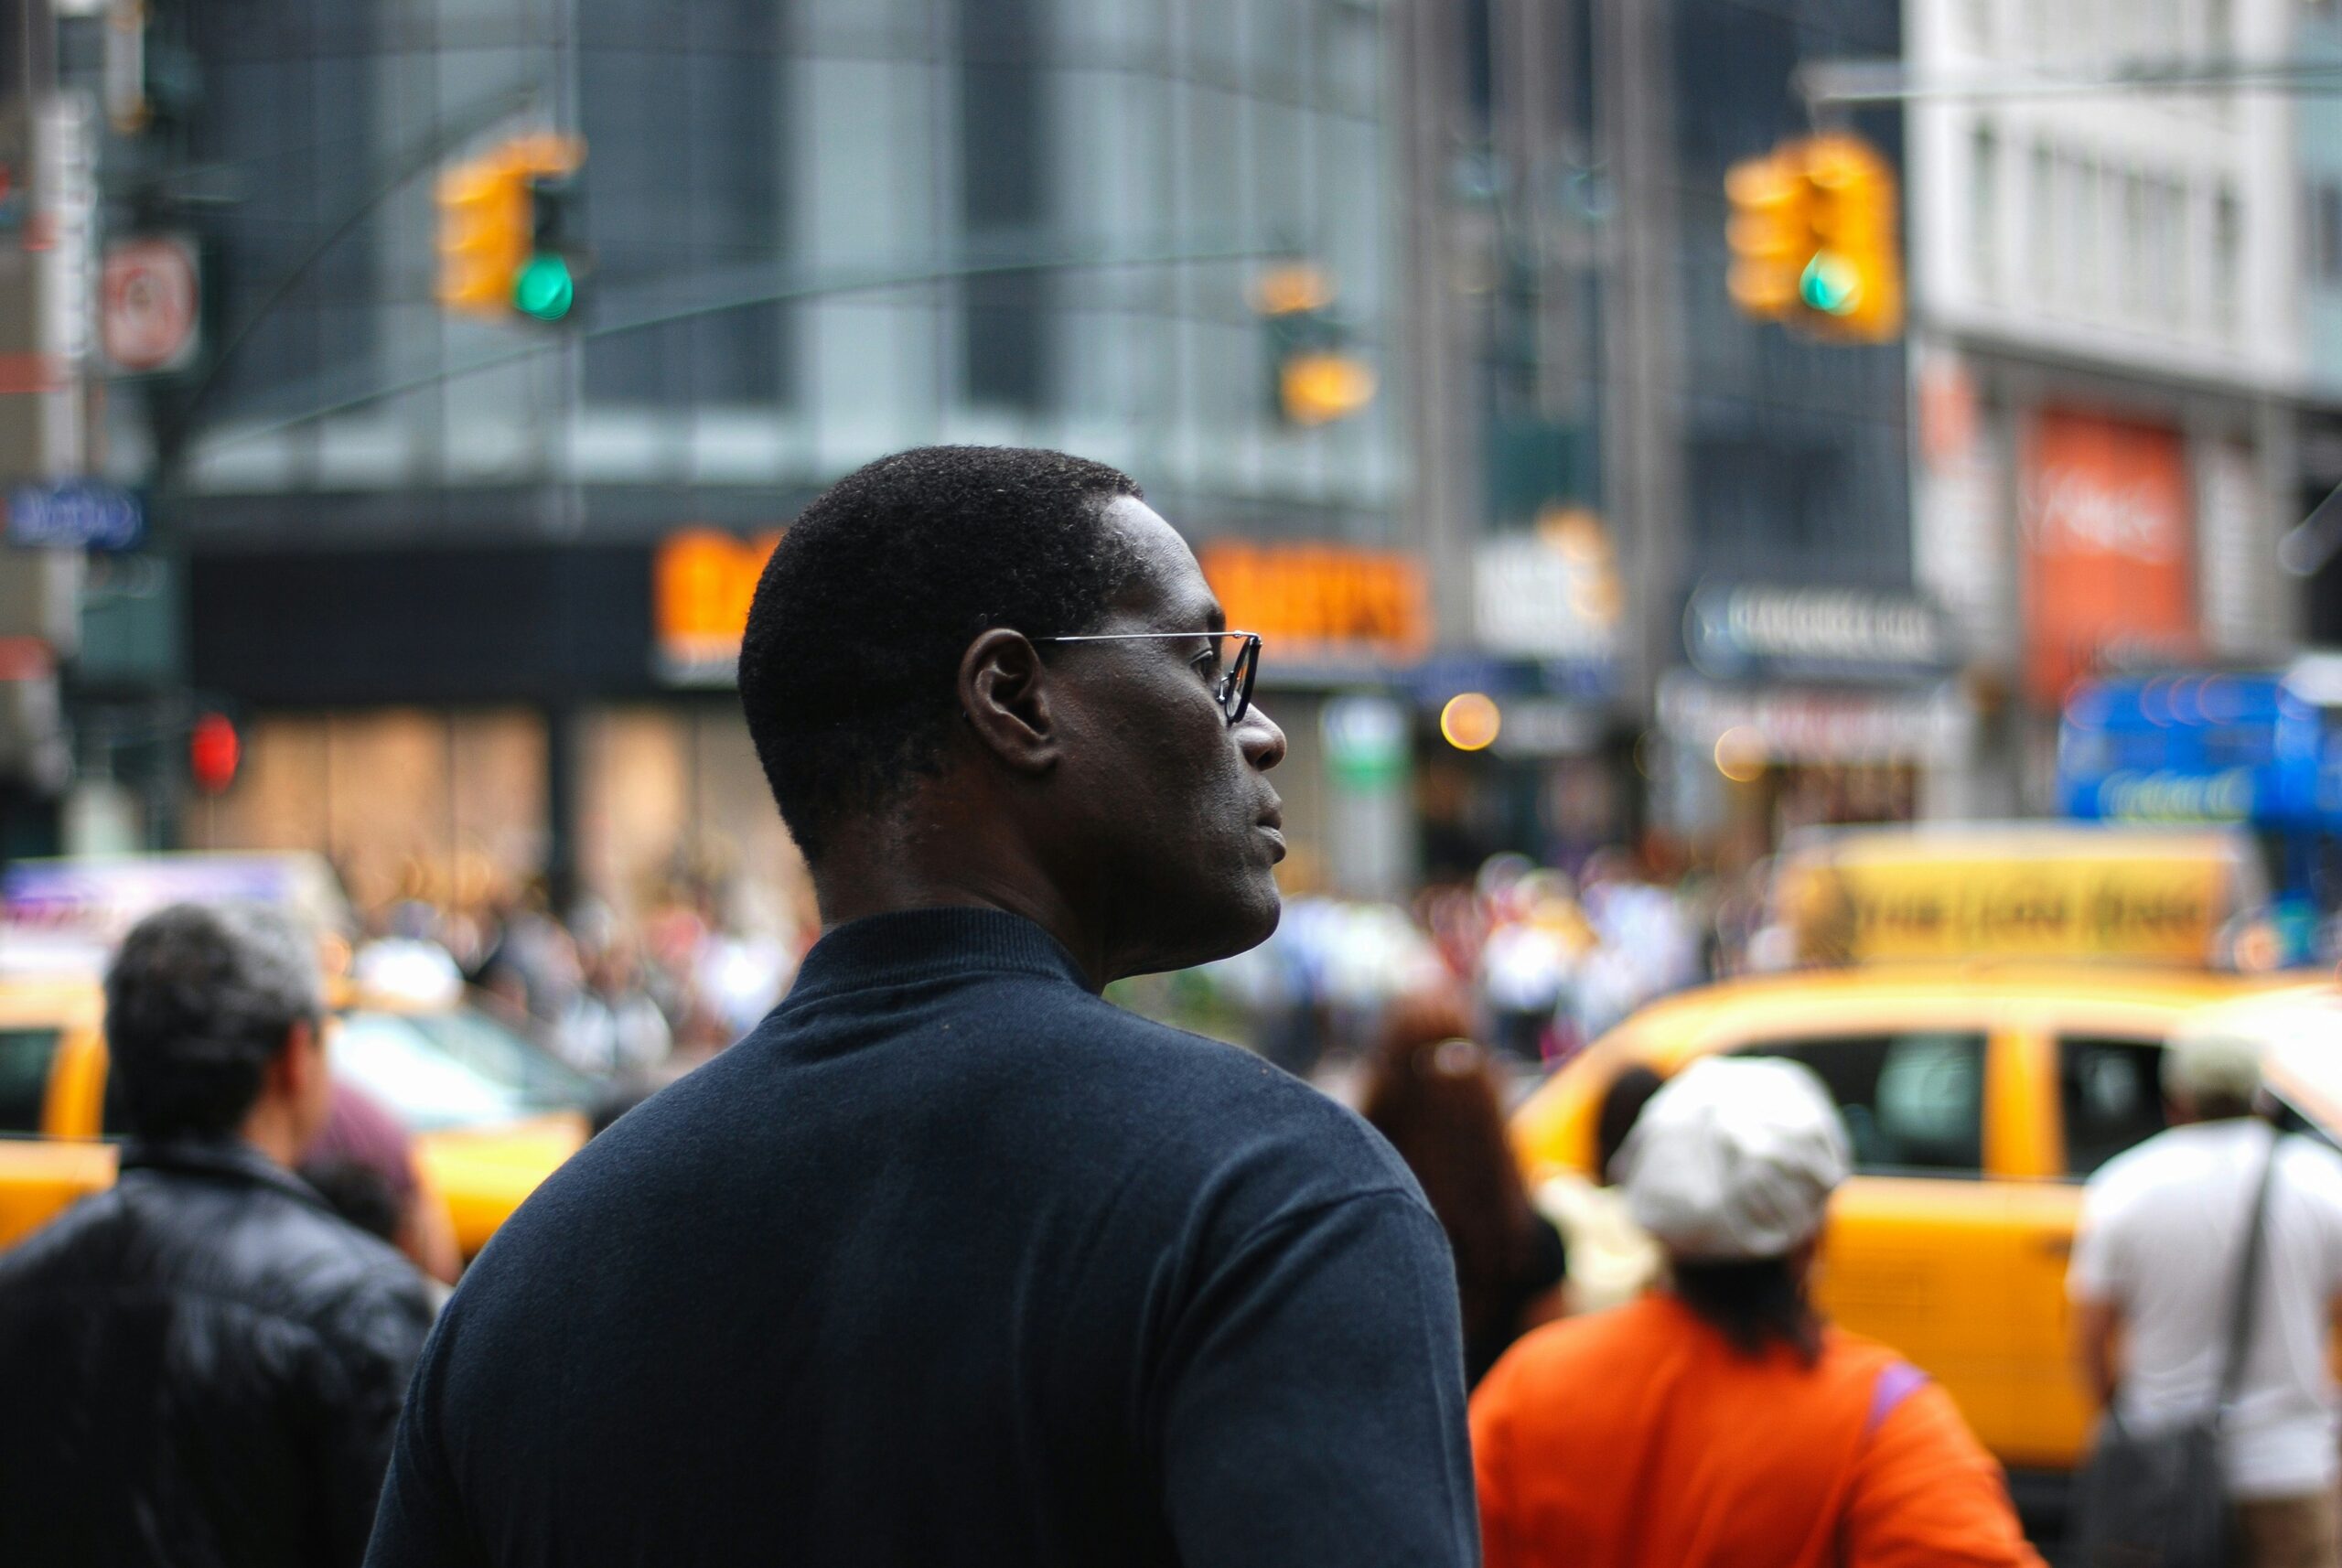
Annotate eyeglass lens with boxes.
[1217,635,1260,725]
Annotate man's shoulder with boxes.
[2084,1126,2209,1208]
[1078,1004,1422,1196]
[3,1170,427,1351]
[0,1182,134,1288]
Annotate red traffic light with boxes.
[189,712,240,794]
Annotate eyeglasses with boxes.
[1029,630,1262,725]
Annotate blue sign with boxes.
[2058,672,2310,825]
[7,482,144,552]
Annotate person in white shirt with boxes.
[2070,1020,2342,1568]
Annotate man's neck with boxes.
[810,807,1110,991]
[238,1106,305,1171]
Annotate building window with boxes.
[2118,169,2148,316]
[1963,0,1995,53]
[2028,141,2056,302]
[2315,181,2342,287]
[959,0,1055,413]
[2211,184,2241,337]
[2157,177,2189,323]
[579,0,790,407]
[1971,123,2001,299]
[2060,152,2099,309]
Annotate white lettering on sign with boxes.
[1717,588,1946,665]
[2028,464,2184,564]
[1474,532,1619,660]
[2098,769,2255,822]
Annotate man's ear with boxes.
[957,628,1059,777]
[273,1016,320,1100]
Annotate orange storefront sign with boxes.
[2022,409,2196,705]
[1198,542,1431,665]
[653,529,781,684]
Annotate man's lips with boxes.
[1257,807,1286,862]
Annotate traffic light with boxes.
[1799,133,1902,342]
[514,172,581,321]
[188,712,239,795]
[1252,263,1377,426]
[435,133,586,321]
[1724,133,1903,343]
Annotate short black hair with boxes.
[740,446,1144,862]
[104,902,325,1142]
[1595,1064,1666,1185]
[1671,1256,1824,1365]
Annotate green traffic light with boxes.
[513,253,575,321]
[1799,252,1861,316]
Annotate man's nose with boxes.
[1239,703,1287,772]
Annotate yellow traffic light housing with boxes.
[1252,263,1337,317]
[1725,152,1808,319]
[435,133,586,319]
[1280,351,1378,426]
[436,161,526,314]
[1723,132,1903,343]
[1253,263,1376,426]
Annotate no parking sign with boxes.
[100,235,199,374]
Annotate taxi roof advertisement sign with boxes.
[1770,826,2261,970]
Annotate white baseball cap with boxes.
[2162,1019,2264,1109]
[1617,1057,1852,1262]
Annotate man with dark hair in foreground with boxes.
[368,446,1477,1566]
[0,902,435,1568]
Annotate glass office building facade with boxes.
[137,0,1403,916]
[166,0,1400,540]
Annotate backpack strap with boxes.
[2218,1127,2284,1411]
[1864,1359,1930,1440]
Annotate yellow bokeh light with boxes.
[1714,725,1767,782]
[1441,693,1502,751]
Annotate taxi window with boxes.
[1734,1032,1986,1176]
[2058,1036,2166,1177]
[0,1028,61,1135]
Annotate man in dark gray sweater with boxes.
[366,446,1477,1567]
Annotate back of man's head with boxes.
[105,902,325,1143]
[2164,1023,2264,1122]
[739,446,1142,863]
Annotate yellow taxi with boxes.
[0,971,591,1258]
[1511,824,2307,1482]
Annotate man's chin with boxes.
[1112,877,1281,983]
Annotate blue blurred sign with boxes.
[2058,672,2310,825]
[7,482,144,551]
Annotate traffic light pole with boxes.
[171,241,1297,467]
[171,84,544,427]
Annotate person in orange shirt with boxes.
[1470,1058,2044,1568]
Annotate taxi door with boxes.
[0,1022,118,1250]
[1989,1009,2194,1469]
[1728,1019,2044,1462]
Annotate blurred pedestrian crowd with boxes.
[355,877,807,1080]
[1120,845,1743,1080]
